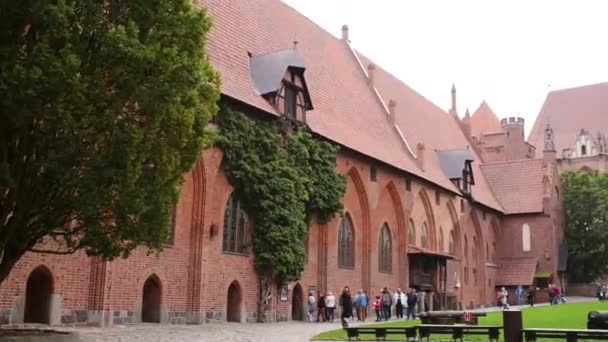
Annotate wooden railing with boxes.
[522,328,608,341]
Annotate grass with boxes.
[311,301,608,341]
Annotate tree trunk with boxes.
[256,270,273,322]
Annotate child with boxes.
[374,295,383,322]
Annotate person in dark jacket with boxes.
[406,288,418,320]
[316,291,326,322]
[340,286,353,320]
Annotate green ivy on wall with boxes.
[217,107,345,321]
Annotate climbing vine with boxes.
[217,107,346,321]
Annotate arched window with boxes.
[378,223,392,273]
[338,213,355,268]
[522,223,531,252]
[438,227,444,252]
[223,193,248,254]
[408,220,415,246]
[492,242,496,261]
[581,144,587,156]
[472,236,477,265]
[486,242,489,261]
[449,230,456,255]
[464,235,469,263]
[421,222,429,248]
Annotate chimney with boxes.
[341,25,349,41]
[367,63,376,86]
[388,99,397,125]
[416,143,425,171]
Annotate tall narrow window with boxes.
[581,144,587,156]
[285,84,297,119]
[472,236,478,265]
[338,213,355,268]
[370,165,377,182]
[486,243,489,261]
[435,191,440,205]
[522,223,531,252]
[464,235,469,263]
[438,227,444,252]
[406,178,412,191]
[421,222,429,248]
[473,268,477,286]
[222,193,248,254]
[493,242,496,261]
[408,220,415,246]
[449,230,456,255]
[378,223,392,273]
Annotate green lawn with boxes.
[312,301,608,341]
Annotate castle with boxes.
[1,0,605,326]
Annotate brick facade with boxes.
[0,0,569,327]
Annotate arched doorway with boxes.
[226,281,242,322]
[24,266,54,324]
[291,283,304,321]
[141,275,161,323]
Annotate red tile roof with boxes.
[480,159,545,214]
[470,101,502,138]
[407,246,455,260]
[496,258,538,286]
[528,82,608,157]
[198,0,502,211]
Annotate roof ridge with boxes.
[548,81,608,95]
[480,158,543,166]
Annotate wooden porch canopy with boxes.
[407,246,455,260]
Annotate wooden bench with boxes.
[344,326,417,341]
[418,324,501,342]
[418,311,487,325]
[523,328,608,341]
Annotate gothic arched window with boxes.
[421,222,429,248]
[378,223,392,273]
[439,227,444,252]
[222,193,248,254]
[449,230,456,255]
[338,213,355,268]
[522,223,531,252]
[408,220,415,246]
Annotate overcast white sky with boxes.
[282,0,608,136]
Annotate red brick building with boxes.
[0,0,568,325]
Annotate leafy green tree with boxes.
[0,0,220,284]
[218,108,345,322]
[562,170,608,282]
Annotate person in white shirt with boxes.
[307,292,316,322]
[325,292,336,322]
[393,288,407,319]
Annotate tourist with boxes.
[354,290,361,321]
[597,283,602,301]
[516,285,524,305]
[374,295,383,321]
[340,286,353,321]
[548,284,555,305]
[317,291,326,322]
[363,290,369,319]
[325,291,336,322]
[307,292,316,322]
[381,287,393,321]
[499,287,509,309]
[406,288,418,320]
[527,286,535,307]
[393,288,407,319]
[356,289,368,321]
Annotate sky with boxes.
[282,0,608,137]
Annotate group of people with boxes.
[548,284,565,305]
[597,284,608,301]
[307,286,419,323]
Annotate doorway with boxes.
[291,283,304,321]
[226,281,242,322]
[141,275,161,323]
[24,266,54,324]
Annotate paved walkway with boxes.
[64,296,597,342]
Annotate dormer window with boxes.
[436,149,475,196]
[249,47,313,122]
[284,83,298,119]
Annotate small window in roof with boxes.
[370,165,377,182]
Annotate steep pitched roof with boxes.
[471,101,502,138]
[354,52,502,211]
[528,82,608,157]
[198,0,502,211]
[496,258,538,286]
[480,159,545,214]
